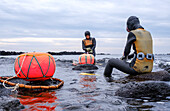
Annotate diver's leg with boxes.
[104,58,137,77]
[93,50,96,57]
[104,59,114,77]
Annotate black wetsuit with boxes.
[104,31,139,77]
[82,37,96,56]
[104,16,146,77]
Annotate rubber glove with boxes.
[120,56,125,60]
[86,48,92,53]
[89,49,93,54]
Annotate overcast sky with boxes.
[0,0,170,54]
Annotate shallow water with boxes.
[0,54,170,111]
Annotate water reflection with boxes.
[79,75,97,91]
[16,91,59,111]
[78,73,101,110]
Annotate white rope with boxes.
[2,54,27,91]
[50,77,54,82]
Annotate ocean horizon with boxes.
[0,37,169,54]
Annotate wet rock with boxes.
[0,84,24,110]
[115,81,170,98]
[0,57,15,65]
[96,58,109,67]
[165,67,170,73]
[0,96,24,110]
[127,71,170,81]
[48,51,83,55]
[158,63,170,73]
[67,88,79,92]
[114,71,170,83]
[111,99,122,105]
[0,51,24,55]
[72,64,98,70]
[0,84,12,96]
[57,59,73,63]
[72,79,78,81]
[63,105,82,111]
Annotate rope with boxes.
[0,77,64,89]
[50,77,54,82]
[2,54,27,91]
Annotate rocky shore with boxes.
[0,83,24,110]
[0,55,170,110]
[0,51,24,56]
[0,50,110,56]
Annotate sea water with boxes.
[0,54,170,111]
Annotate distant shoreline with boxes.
[0,51,111,56]
[1,51,169,56]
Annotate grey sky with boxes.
[0,0,170,54]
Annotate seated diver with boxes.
[104,16,154,81]
[82,31,96,56]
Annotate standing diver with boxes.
[82,31,96,56]
[104,16,154,81]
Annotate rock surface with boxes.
[0,96,24,110]
[158,62,170,73]
[72,64,98,70]
[114,71,170,83]
[0,85,24,110]
[115,81,170,98]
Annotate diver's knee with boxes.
[108,58,114,63]
[107,58,117,65]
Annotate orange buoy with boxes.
[14,52,56,81]
[79,54,95,64]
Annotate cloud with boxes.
[0,0,169,38]
[0,0,170,53]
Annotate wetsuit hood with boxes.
[127,16,143,31]
[85,31,91,37]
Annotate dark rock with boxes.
[67,88,79,92]
[0,84,24,110]
[48,51,83,55]
[127,71,170,81]
[158,63,170,73]
[0,84,12,96]
[72,64,98,70]
[57,59,73,63]
[115,81,170,98]
[64,105,82,110]
[0,96,24,110]
[97,53,110,55]
[165,67,170,73]
[96,58,109,67]
[0,50,24,55]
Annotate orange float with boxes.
[14,52,56,81]
[79,54,95,64]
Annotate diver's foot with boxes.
[104,76,114,82]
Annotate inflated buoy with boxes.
[14,52,56,81]
[79,54,95,64]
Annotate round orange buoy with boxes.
[14,52,56,81]
[79,54,95,64]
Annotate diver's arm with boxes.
[91,38,96,50]
[120,53,134,60]
[127,53,134,59]
[123,32,136,58]
[82,40,86,51]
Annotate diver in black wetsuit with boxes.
[104,16,154,81]
[82,31,96,56]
